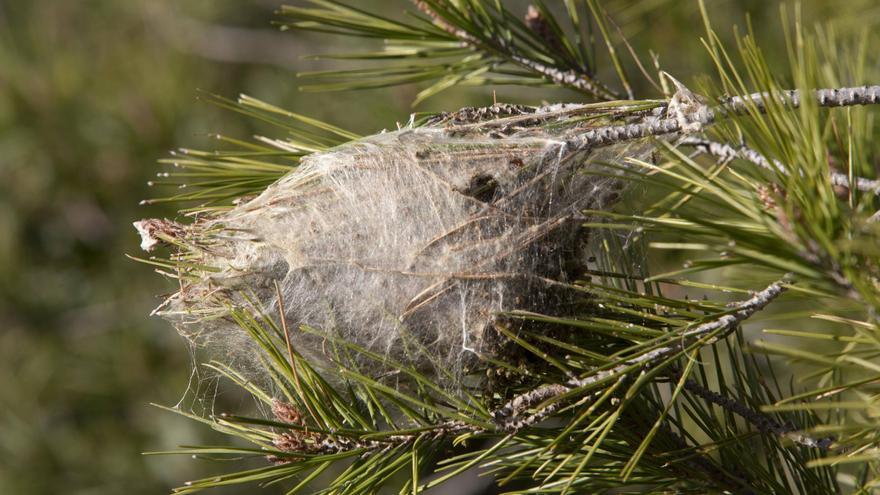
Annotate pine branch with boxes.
[562,85,880,151]
[491,278,788,430]
[723,85,880,113]
[281,0,637,102]
[410,0,619,100]
[681,136,880,193]
[678,376,835,450]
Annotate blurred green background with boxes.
[0,1,877,494]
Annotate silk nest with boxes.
[138,103,656,386]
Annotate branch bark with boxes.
[681,136,880,194]
[492,278,788,430]
[562,85,880,150]
[411,0,619,100]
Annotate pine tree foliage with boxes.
[137,1,880,493]
[280,0,629,103]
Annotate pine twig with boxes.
[510,55,619,100]
[411,0,619,100]
[562,85,880,151]
[724,86,880,114]
[491,278,788,430]
[681,136,880,193]
[677,376,834,450]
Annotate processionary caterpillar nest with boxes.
[137,102,660,386]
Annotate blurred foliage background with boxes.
[0,1,877,494]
